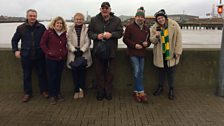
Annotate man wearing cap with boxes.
[150,9,182,100]
[88,2,123,101]
[123,6,150,103]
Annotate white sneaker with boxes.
[79,89,84,98]
[74,92,79,99]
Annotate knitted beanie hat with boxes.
[154,9,168,19]
[135,7,145,17]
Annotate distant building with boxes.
[0,15,25,22]
[168,14,199,23]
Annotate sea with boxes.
[0,22,223,49]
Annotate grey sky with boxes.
[0,0,220,19]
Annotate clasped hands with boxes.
[135,42,148,49]
[97,32,112,40]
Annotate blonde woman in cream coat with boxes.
[67,13,92,99]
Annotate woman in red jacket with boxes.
[40,16,67,105]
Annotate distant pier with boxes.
[179,18,224,30]
[125,15,224,30]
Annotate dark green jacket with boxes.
[88,12,123,58]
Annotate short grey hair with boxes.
[26,9,37,16]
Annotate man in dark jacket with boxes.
[88,2,123,101]
[11,9,48,102]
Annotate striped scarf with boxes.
[160,27,170,60]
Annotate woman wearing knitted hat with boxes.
[123,7,151,103]
[150,9,182,100]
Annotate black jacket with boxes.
[88,12,123,58]
[11,20,46,58]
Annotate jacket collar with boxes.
[96,12,115,21]
[24,19,41,27]
[70,24,86,32]
[49,28,66,36]
[133,21,147,31]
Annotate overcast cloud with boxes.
[0,0,219,19]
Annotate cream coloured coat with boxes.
[150,19,182,68]
[66,24,92,68]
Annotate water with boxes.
[0,22,222,49]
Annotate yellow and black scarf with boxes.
[160,27,170,60]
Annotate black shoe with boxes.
[168,88,174,100]
[97,92,104,101]
[57,94,65,102]
[105,93,112,100]
[153,86,163,96]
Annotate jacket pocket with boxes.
[20,48,30,57]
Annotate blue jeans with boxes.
[46,59,65,97]
[130,56,145,92]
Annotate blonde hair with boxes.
[73,12,85,21]
[48,16,67,31]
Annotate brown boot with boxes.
[139,92,148,103]
[41,91,49,99]
[22,94,31,102]
[133,92,141,103]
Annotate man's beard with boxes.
[136,20,144,26]
[102,13,110,21]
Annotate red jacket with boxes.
[40,28,67,61]
[123,22,151,57]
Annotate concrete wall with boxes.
[0,48,219,93]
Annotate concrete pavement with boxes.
[1,88,224,126]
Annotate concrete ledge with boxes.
[0,48,219,93]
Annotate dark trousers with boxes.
[158,60,175,88]
[72,67,86,92]
[46,59,65,97]
[21,57,47,96]
[94,58,116,94]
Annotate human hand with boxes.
[174,54,180,59]
[97,33,104,40]
[142,41,148,47]
[103,32,112,39]
[15,51,21,58]
[135,44,143,49]
[155,31,160,38]
[74,48,83,57]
